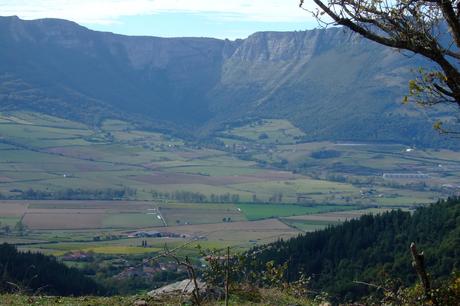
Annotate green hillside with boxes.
[0,16,455,147]
[249,197,460,302]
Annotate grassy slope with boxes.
[0,290,317,306]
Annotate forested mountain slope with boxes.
[0,16,453,146]
[249,197,460,302]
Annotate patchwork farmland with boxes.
[0,111,459,257]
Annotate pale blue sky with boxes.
[0,0,319,39]
[83,13,317,39]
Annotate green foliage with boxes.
[361,273,460,305]
[237,203,356,221]
[13,220,27,236]
[0,243,105,296]
[248,197,460,302]
[3,188,137,200]
[150,190,240,203]
[198,246,325,304]
[310,150,341,159]
[260,261,289,288]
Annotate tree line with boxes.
[0,188,136,200]
[151,190,240,203]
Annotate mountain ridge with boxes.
[0,16,453,147]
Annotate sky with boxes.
[0,0,320,39]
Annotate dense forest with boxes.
[249,197,460,302]
[0,243,105,296]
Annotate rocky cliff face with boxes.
[211,28,427,143]
[0,16,449,146]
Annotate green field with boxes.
[237,203,359,220]
[102,214,161,228]
[0,216,21,226]
[221,119,305,144]
[0,111,458,256]
[1,111,455,208]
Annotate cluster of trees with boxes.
[151,190,207,202]
[310,150,342,159]
[1,188,136,200]
[151,190,240,203]
[248,197,460,302]
[0,243,105,296]
[268,192,283,203]
[150,191,286,204]
[0,220,28,236]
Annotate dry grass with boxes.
[146,219,301,247]
[22,213,104,230]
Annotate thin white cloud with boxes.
[0,0,318,24]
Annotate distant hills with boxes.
[0,16,454,147]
